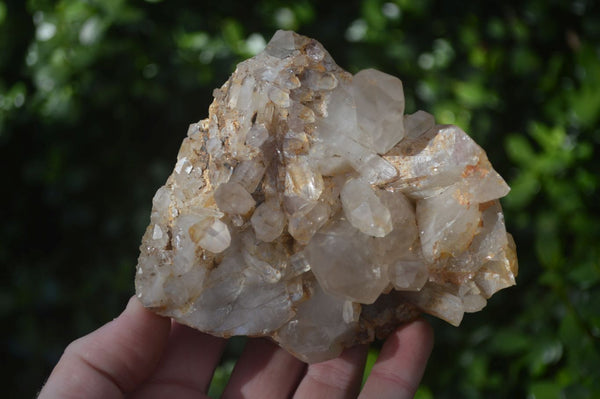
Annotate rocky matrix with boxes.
[135,30,518,363]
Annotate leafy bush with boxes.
[2,1,598,397]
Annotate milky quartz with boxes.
[135,30,518,363]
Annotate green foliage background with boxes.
[2,0,599,397]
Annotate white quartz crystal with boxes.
[304,219,389,304]
[353,68,406,154]
[135,30,518,363]
[214,182,255,215]
[341,177,393,237]
[251,201,286,242]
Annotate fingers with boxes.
[358,319,434,399]
[293,344,368,399]
[38,296,171,399]
[38,296,432,399]
[129,322,227,399]
[222,337,306,398]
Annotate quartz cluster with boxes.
[135,30,518,363]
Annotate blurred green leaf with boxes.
[569,45,600,127]
[0,2,6,26]
[362,0,386,30]
[527,339,563,377]
[222,18,245,55]
[505,134,535,166]
[511,45,540,75]
[208,359,235,398]
[504,171,539,208]
[176,31,210,50]
[528,380,563,399]
[361,347,379,386]
[489,329,531,355]
[453,79,498,109]
[414,385,434,399]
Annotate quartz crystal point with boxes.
[135,30,518,363]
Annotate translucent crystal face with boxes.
[135,30,518,363]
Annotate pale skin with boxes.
[38,296,433,399]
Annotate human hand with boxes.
[38,296,433,399]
